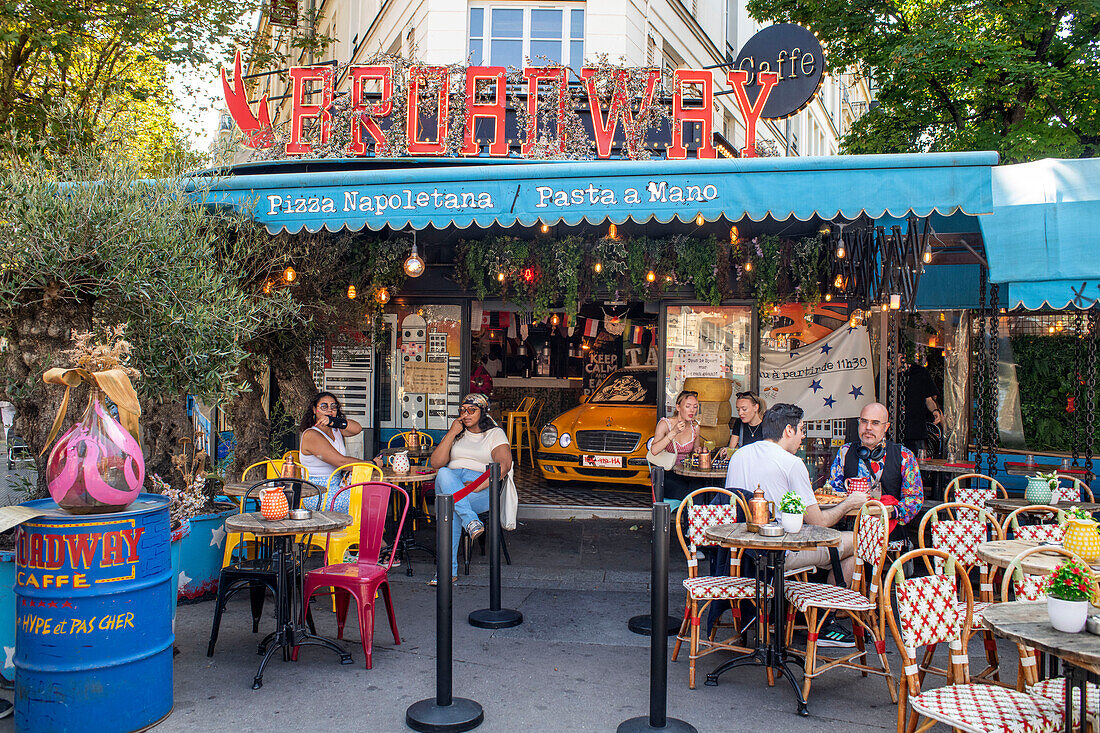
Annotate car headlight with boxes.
[559,433,571,448]
[540,424,558,448]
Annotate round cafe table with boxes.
[671,463,728,481]
[223,510,353,688]
[702,522,841,716]
[380,467,438,576]
[983,601,1100,733]
[979,539,1100,575]
[985,497,1100,516]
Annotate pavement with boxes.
[0,457,1017,732]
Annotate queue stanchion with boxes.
[469,462,523,629]
[407,493,484,733]
[619,502,697,733]
[628,466,678,637]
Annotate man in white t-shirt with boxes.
[725,403,868,646]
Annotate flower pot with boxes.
[1025,476,1053,505]
[1064,518,1100,562]
[176,503,236,603]
[1048,596,1088,633]
[780,513,804,534]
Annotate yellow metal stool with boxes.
[505,397,536,468]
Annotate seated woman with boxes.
[298,391,363,512]
[649,390,704,501]
[429,393,513,585]
[720,390,767,456]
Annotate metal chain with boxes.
[1085,309,1098,479]
[897,315,908,446]
[887,312,897,442]
[974,269,988,475]
[987,284,1000,476]
[1072,310,1084,467]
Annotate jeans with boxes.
[434,467,491,576]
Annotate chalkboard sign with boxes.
[583,338,622,396]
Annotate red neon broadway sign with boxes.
[222,55,787,159]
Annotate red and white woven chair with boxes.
[918,502,1006,683]
[782,500,897,705]
[1005,505,1068,544]
[671,488,766,689]
[944,473,1008,522]
[885,548,1064,733]
[1000,544,1100,729]
[1053,475,1095,503]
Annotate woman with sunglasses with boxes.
[429,393,513,585]
[650,390,704,500]
[719,391,767,457]
[298,391,363,512]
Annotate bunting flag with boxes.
[584,318,600,338]
[759,324,875,420]
[631,326,643,344]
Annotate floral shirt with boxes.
[827,443,923,525]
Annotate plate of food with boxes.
[814,493,845,505]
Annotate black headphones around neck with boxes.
[857,441,887,462]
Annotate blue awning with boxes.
[980,158,1100,310]
[199,151,996,235]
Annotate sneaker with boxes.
[427,574,458,586]
[0,699,11,719]
[817,621,856,648]
[377,545,401,568]
[464,519,485,542]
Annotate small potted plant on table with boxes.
[779,491,806,534]
[1046,558,1095,633]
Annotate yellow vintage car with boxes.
[537,367,657,486]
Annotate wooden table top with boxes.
[672,463,728,479]
[703,522,841,551]
[983,601,1100,676]
[919,460,978,475]
[979,539,1100,574]
[1003,462,1092,478]
[224,510,351,536]
[985,497,1100,515]
[380,468,437,484]
[221,481,322,498]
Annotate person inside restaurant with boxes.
[298,391,363,512]
[825,402,924,542]
[719,390,767,456]
[429,392,514,586]
[725,403,868,647]
[650,390,705,500]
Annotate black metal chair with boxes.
[206,477,320,657]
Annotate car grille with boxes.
[575,467,642,478]
[575,430,641,453]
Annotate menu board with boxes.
[583,338,621,396]
[403,361,447,393]
[682,351,724,377]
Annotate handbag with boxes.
[646,446,677,471]
[500,468,518,531]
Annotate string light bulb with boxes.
[833,274,844,289]
[551,314,560,326]
[646,270,656,283]
[540,223,549,234]
[922,243,933,264]
[881,302,890,312]
[824,292,833,302]
[695,213,704,226]
[607,223,618,239]
[262,279,274,294]
[835,242,846,259]
[497,271,505,282]
[402,238,425,277]
[282,266,297,284]
[346,285,357,299]
[729,225,739,243]
[744,259,753,272]
[375,287,390,304]
[594,262,603,274]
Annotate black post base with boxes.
[627,614,679,637]
[469,608,523,629]
[617,716,698,733]
[406,698,484,733]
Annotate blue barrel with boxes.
[14,494,173,732]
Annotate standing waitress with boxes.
[720,391,767,456]
[298,391,363,512]
[650,390,704,501]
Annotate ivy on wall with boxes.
[1011,335,1100,453]
[454,232,828,317]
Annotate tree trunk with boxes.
[139,392,192,489]
[271,342,317,441]
[224,357,270,481]
[0,288,94,499]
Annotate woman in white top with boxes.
[429,392,513,584]
[649,390,704,500]
[299,391,362,512]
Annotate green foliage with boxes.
[1010,336,1100,453]
[747,0,1100,161]
[1046,559,1094,602]
[780,490,806,514]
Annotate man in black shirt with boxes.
[902,354,943,456]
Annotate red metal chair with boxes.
[296,481,409,669]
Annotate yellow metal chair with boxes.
[221,459,309,567]
[387,431,434,451]
[302,461,383,563]
[504,397,536,468]
[281,450,301,463]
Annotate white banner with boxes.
[759,324,875,420]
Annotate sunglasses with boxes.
[317,402,338,410]
[459,405,481,415]
[736,392,757,399]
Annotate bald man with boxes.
[826,402,924,540]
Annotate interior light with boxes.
[346,285,357,300]
[282,266,297,284]
[939,311,946,322]
[833,274,844,289]
[881,302,890,312]
[1049,325,1056,334]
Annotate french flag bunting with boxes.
[584,318,599,338]
[632,326,643,344]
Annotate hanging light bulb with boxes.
[375,287,390,304]
[729,225,739,243]
[824,292,833,302]
[594,262,603,274]
[262,279,274,294]
[922,243,933,264]
[282,266,297,284]
[541,223,549,234]
[833,274,844,289]
[744,259,753,272]
[497,271,505,282]
[646,270,656,283]
[695,213,704,226]
[1049,325,1056,334]
[890,293,901,310]
[346,284,357,300]
[607,223,618,239]
[551,314,560,326]
[835,241,846,259]
[402,235,425,278]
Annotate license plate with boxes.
[581,454,624,468]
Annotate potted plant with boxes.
[1046,559,1094,633]
[1025,470,1059,505]
[1062,506,1100,562]
[779,491,806,534]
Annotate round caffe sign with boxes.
[734,24,825,119]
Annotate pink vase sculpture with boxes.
[46,393,145,514]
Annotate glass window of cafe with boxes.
[663,304,754,450]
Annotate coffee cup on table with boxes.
[845,476,871,494]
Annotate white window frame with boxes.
[468,3,585,69]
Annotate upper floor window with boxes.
[469,5,584,69]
